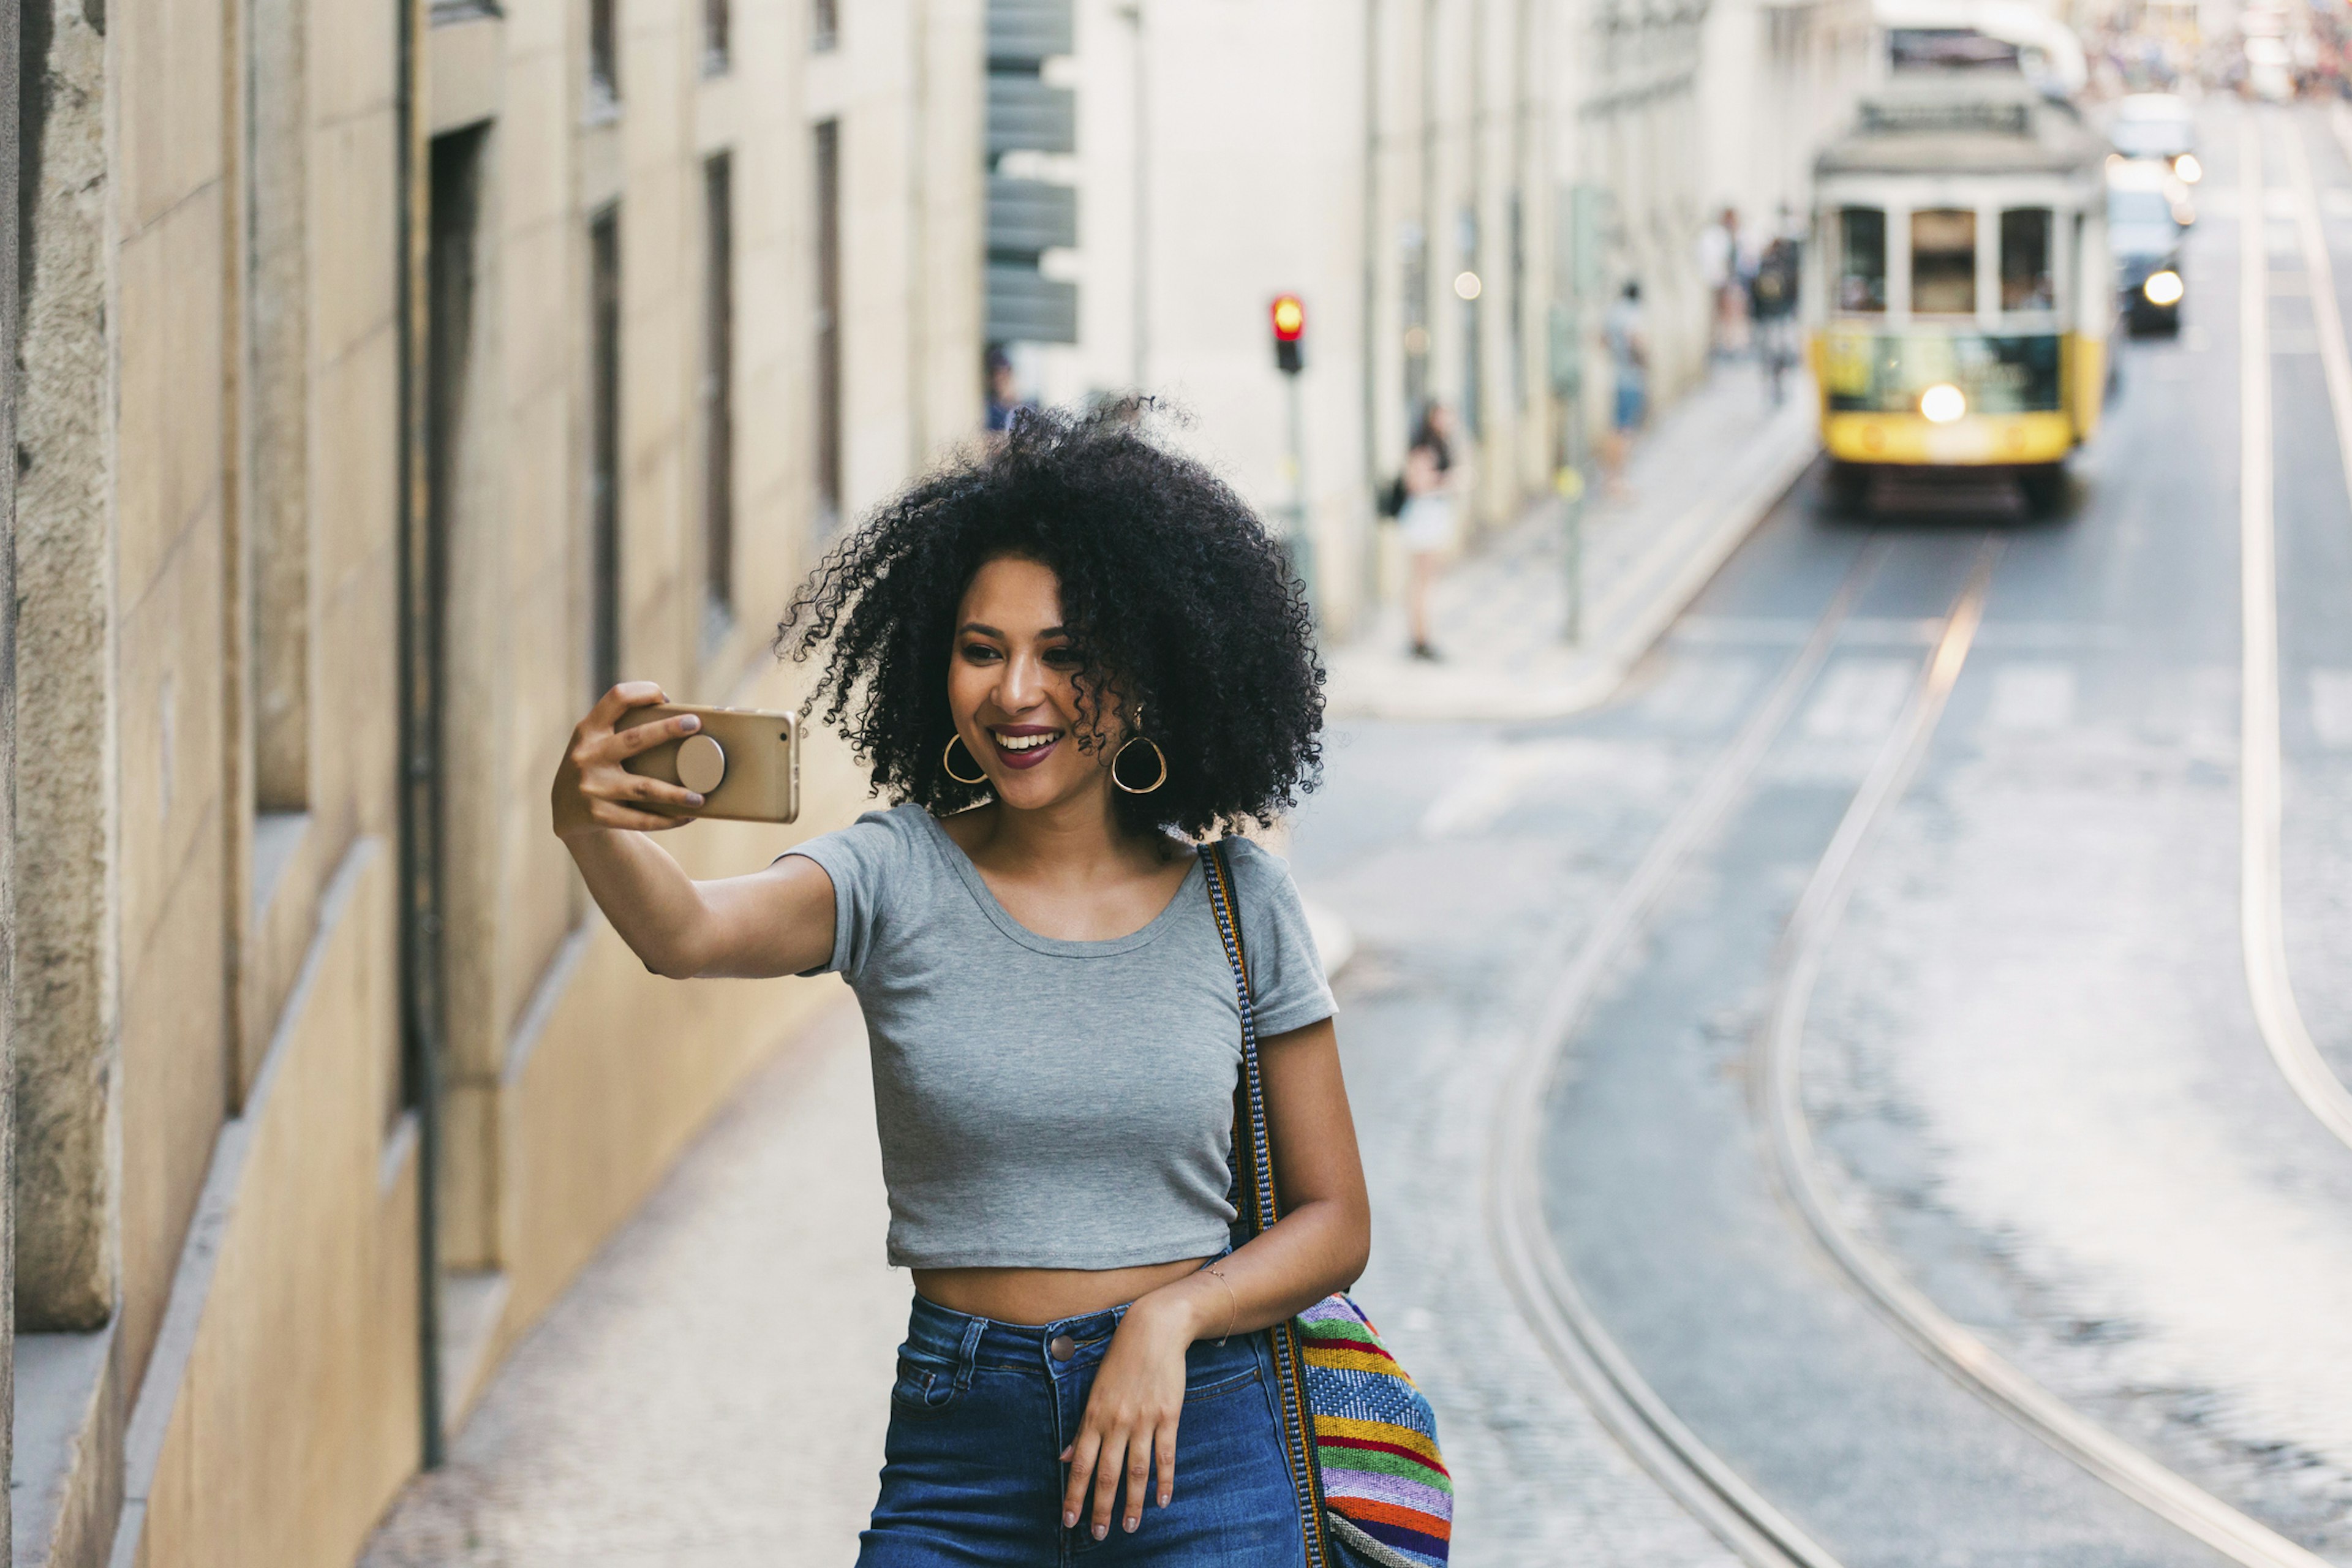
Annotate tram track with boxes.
[1487,534,1882,1568]
[1492,502,2337,1562]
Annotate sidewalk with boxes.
[1327,362,1818,720]
[360,1000,899,1567]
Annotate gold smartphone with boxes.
[617,704,802,823]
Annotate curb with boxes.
[1327,413,1820,723]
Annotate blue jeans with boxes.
[858,1294,1311,1566]
[1614,377,1647,432]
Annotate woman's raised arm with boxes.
[552,682,838,980]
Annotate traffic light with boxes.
[1271,294,1305,374]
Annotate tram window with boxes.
[2000,208,2054,311]
[1911,208,1977,315]
[1837,208,1887,312]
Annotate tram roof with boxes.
[1815,79,2108,179]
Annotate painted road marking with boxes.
[1642,654,1766,732]
[1985,662,2077,732]
[1801,658,1914,740]
[1417,737,1668,840]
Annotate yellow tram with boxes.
[1808,78,2111,510]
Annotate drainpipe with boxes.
[393,0,448,1471]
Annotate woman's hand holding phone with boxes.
[552,682,709,837]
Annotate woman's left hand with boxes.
[1060,1293,1197,1538]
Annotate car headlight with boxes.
[2174,152,2203,184]
[2144,270,2184,307]
[1920,383,1967,423]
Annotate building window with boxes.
[701,154,735,626]
[815,119,843,527]
[813,0,839,51]
[589,208,623,700]
[703,0,729,74]
[247,0,311,823]
[589,0,620,107]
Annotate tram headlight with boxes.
[2144,270,2185,307]
[2174,152,2203,184]
[1920,383,1967,424]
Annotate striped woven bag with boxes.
[1202,843,1454,1568]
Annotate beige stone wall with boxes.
[114,0,236,1409]
[9,2,982,1566]
[117,848,418,1568]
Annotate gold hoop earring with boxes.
[942,733,989,786]
[1112,735,1168,794]
[1110,710,1166,799]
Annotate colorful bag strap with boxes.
[1199,841,1335,1568]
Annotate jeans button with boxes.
[1049,1334,1076,1362]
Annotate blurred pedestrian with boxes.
[551,408,1380,1564]
[1400,402,1459,662]
[1602,282,1648,499]
[1749,232,1801,407]
[1700,207,1748,358]
[984,344,1029,435]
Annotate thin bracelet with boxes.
[1202,1264,1239,1344]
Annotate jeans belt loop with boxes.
[953,1314,987,1396]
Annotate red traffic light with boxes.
[1271,295,1306,374]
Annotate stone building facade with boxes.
[7,4,979,1566]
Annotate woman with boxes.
[551,408,1373,1564]
[1602,281,1648,500]
[1397,403,1458,662]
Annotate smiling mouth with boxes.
[990,728,1063,770]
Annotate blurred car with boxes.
[2108,158,2188,334]
[2109,92,2200,183]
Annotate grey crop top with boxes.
[786,805,1337,1270]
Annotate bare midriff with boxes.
[914,1257,1212,1327]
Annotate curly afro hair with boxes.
[776,404,1325,840]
